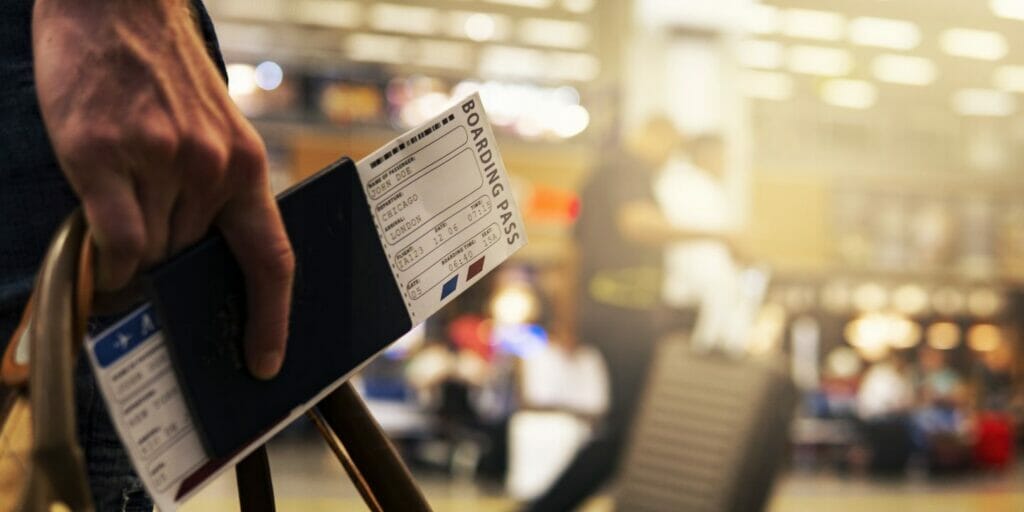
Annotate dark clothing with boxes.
[528,155,662,512]
[0,0,80,339]
[0,2,224,508]
[574,155,661,320]
[573,154,661,421]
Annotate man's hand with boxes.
[33,0,294,379]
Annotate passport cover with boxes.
[146,158,412,459]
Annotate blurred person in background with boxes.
[1,1,293,508]
[524,118,674,512]
[528,117,746,510]
[975,341,1015,413]
[918,346,967,409]
[856,352,915,474]
[914,346,971,473]
[645,133,746,354]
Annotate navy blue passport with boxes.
[146,158,412,459]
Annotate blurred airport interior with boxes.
[184,0,1024,510]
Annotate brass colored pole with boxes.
[308,409,383,512]
[236,445,276,512]
[315,382,432,512]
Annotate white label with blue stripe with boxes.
[86,304,210,511]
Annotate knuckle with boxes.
[229,134,268,184]
[92,215,146,258]
[116,230,147,259]
[134,121,179,161]
[61,128,118,165]
[180,132,230,175]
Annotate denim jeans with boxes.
[1,2,224,509]
[74,350,152,511]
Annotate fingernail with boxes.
[252,350,283,380]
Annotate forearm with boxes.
[33,0,195,52]
[35,0,189,17]
[618,201,732,246]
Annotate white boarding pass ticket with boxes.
[85,93,525,510]
[356,92,526,323]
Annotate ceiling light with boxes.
[892,284,930,316]
[491,283,539,324]
[254,61,283,91]
[873,54,936,85]
[740,71,794,101]
[968,324,1002,352]
[292,0,362,28]
[783,9,845,41]
[953,89,1017,117]
[464,13,497,41]
[927,322,961,350]
[369,3,437,36]
[226,63,257,97]
[940,28,1008,61]
[217,0,282,21]
[450,11,508,42]
[346,33,408,64]
[562,0,594,13]
[888,317,923,349]
[967,288,1004,317]
[743,3,782,35]
[821,281,852,314]
[849,17,921,50]
[519,18,591,49]
[852,282,887,311]
[994,65,1024,92]
[479,46,547,80]
[787,45,852,76]
[485,0,552,8]
[822,79,878,109]
[737,40,785,70]
[415,40,472,70]
[844,314,892,362]
[547,52,600,82]
[991,0,1024,20]
[553,86,581,105]
[549,105,590,138]
[931,287,966,315]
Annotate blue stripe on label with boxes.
[441,276,458,300]
[92,304,162,368]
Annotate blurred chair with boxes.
[613,341,796,512]
[508,343,610,500]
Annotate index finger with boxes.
[217,182,294,380]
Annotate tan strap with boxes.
[235,446,276,512]
[75,233,95,349]
[19,211,94,511]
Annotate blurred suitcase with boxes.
[615,341,796,512]
[974,411,1014,469]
